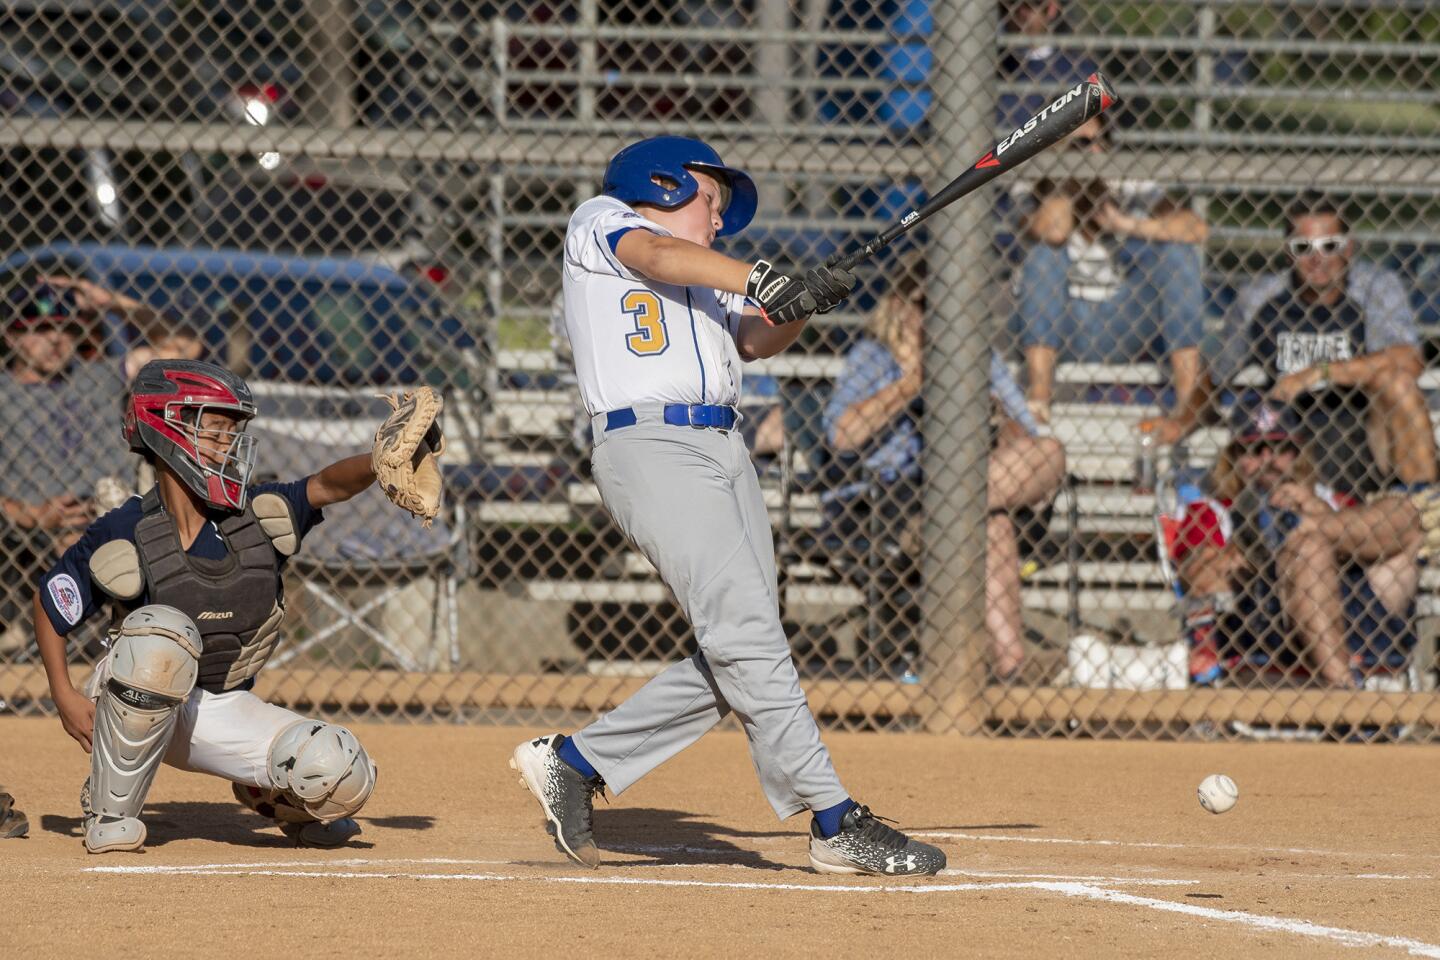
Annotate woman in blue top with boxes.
[826,261,1067,680]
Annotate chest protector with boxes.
[95,489,293,692]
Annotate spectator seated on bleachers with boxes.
[1011,114,1208,427]
[1146,191,1437,495]
[823,263,1065,680]
[1173,396,1420,690]
[0,283,127,655]
[43,274,214,380]
[997,0,1100,135]
[41,275,229,504]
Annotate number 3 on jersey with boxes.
[622,290,669,356]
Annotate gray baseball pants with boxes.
[571,416,850,819]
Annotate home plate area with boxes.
[78,847,1440,958]
[5,721,1439,958]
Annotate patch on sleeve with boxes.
[47,574,84,626]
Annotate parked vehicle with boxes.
[0,243,489,392]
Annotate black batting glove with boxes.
[746,260,816,326]
[803,265,857,315]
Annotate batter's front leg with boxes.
[572,651,731,794]
[579,430,849,818]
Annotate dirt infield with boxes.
[4,717,1439,958]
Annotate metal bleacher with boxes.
[480,355,1296,644]
[437,0,1440,676]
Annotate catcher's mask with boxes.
[125,360,258,511]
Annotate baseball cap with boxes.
[6,283,81,332]
[1228,393,1304,445]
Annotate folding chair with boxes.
[274,488,469,672]
[250,420,472,674]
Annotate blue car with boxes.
[0,243,487,389]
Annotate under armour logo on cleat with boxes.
[885,854,917,874]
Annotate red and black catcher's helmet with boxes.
[124,359,258,511]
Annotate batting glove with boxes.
[802,264,857,315]
[746,260,816,326]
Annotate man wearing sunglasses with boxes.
[1145,192,1435,495]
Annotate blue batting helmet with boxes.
[602,136,757,237]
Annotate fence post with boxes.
[307,0,355,130]
[920,0,998,734]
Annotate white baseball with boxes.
[1197,774,1238,814]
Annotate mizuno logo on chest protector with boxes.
[196,611,235,620]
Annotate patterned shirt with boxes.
[1210,261,1417,385]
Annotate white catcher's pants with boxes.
[86,655,306,789]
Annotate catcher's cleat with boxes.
[232,782,363,848]
[279,818,362,848]
[0,790,28,839]
[808,805,946,876]
[510,734,605,868]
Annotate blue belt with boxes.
[604,403,738,433]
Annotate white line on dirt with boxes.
[87,860,1188,888]
[81,861,1440,956]
[917,831,1435,861]
[1045,882,1440,959]
[605,843,757,857]
[85,857,516,874]
[939,869,1196,887]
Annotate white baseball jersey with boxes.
[561,195,750,415]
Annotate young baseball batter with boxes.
[510,136,946,876]
[33,358,443,853]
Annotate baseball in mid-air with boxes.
[1197,774,1239,814]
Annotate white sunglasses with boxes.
[1286,234,1347,258]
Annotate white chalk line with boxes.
[1049,883,1440,959]
[918,831,1436,862]
[82,860,1440,956]
[941,868,1196,887]
[85,859,1190,889]
[85,857,1434,886]
[85,857,514,874]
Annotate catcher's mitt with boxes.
[373,386,445,526]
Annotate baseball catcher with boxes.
[32,359,442,853]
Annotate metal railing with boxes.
[0,0,1438,741]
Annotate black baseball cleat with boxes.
[808,804,946,876]
[510,734,606,868]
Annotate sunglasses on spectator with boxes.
[1286,234,1347,258]
[1069,134,1103,148]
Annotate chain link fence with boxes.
[1,0,1439,739]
